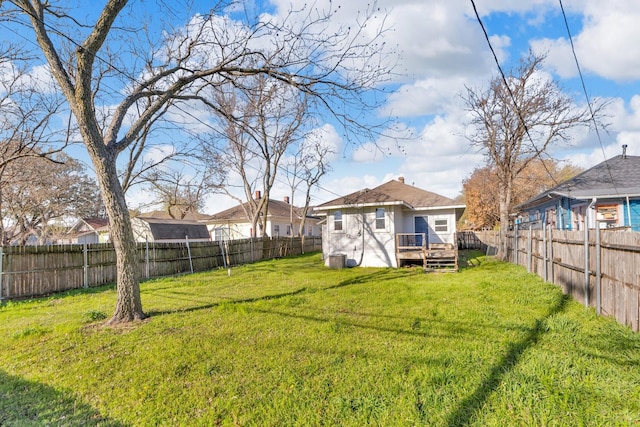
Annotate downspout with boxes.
[350,207,365,267]
[584,197,597,307]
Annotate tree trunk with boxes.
[497,180,512,260]
[93,153,145,323]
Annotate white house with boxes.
[206,192,322,240]
[62,218,110,244]
[314,178,465,268]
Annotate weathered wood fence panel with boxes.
[471,229,640,332]
[0,237,322,301]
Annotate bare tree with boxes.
[463,51,606,258]
[284,131,335,239]
[1,152,102,245]
[0,50,69,243]
[145,167,213,219]
[5,0,393,323]
[203,74,311,238]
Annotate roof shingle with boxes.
[315,179,460,210]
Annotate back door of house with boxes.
[414,216,428,247]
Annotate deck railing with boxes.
[396,233,426,252]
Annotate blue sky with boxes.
[5,0,640,215]
[299,0,640,209]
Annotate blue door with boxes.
[414,216,428,247]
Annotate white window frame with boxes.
[333,210,344,232]
[375,207,386,230]
[434,218,449,233]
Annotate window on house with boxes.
[274,225,280,236]
[286,225,292,236]
[434,219,448,233]
[334,211,343,231]
[307,226,312,236]
[572,206,585,231]
[545,208,556,227]
[597,205,618,228]
[213,228,224,241]
[375,208,385,230]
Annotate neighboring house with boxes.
[515,150,640,231]
[62,218,110,244]
[206,192,322,241]
[131,215,211,243]
[314,177,466,269]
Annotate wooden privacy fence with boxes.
[471,229,640,332]
[0,236,322,301]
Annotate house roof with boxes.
[136,216,210,240]
[315,179,464,211]
[67,217,109,237]
[207,198,311,222]
[82,218,109,230]
[136,209,210,221]
[518,155,640,209]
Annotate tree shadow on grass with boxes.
[145,269,395,317]
[445,294,570,427]
[0,370,126,426]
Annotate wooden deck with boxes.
[395,234,458,272]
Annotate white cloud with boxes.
[532,0,640,81]
[144,144,176,165]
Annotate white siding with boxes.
[324,207,398,268]
[401,208,457,245]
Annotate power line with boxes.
[469,0,560,187]
[558,0,618,194]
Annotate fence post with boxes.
[549,226,554,284]
[596,226,601,315]
[185,236,193,274]
[527,226,532,272]
[513,224,519,265]
[220,240,227,269]
[145,239,150,279]
[83,243,89,289]
[0,246,3,300]
[542,222,547,282]
[584,223,590,307]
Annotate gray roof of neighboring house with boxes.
[136,217,210,240]
[207,198,313,222]
[519,155,640,209]
[137,209,210,221]
[315,179,464,211]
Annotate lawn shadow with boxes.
[445,294,570,427]
[145,269,394,317]
[0,370,126,426]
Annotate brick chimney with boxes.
[284,196,290,204]
[398,176,405,184]
[255,190,261,200]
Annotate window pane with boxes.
[434,219,448,232]
[334,211,343,231]
[375,208,385,229]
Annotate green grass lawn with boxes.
[1,251,639,426]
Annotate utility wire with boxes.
[558,0,618,194]
[469,0,560,187]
